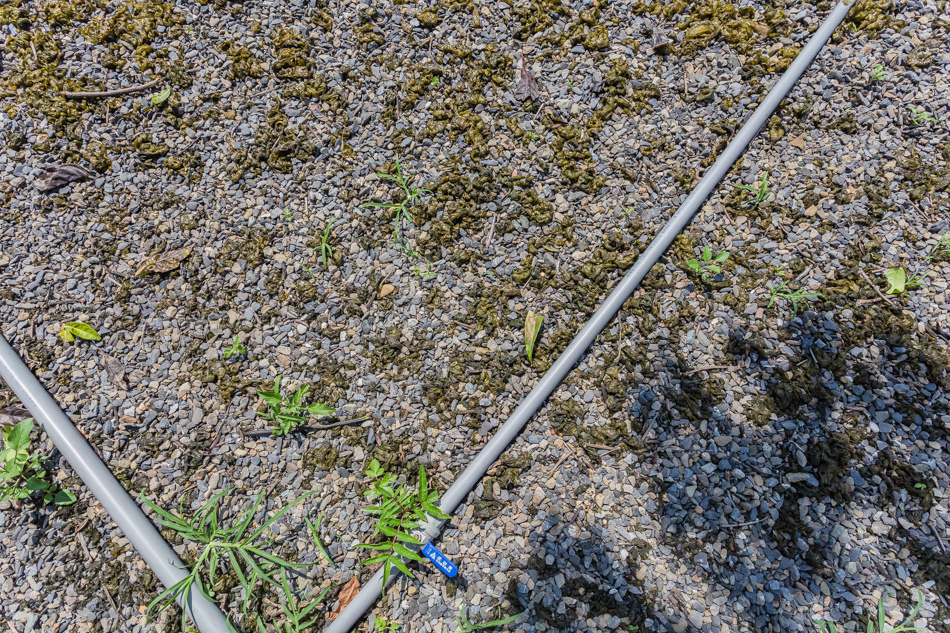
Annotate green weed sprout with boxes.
[767,278,822,317]
[906,105,938,126]
[869,64,889,83]
[686,246,729,282]
[733,172,770,208]
[282,208,294,223]
[814,589,923,633]
[362,156,430,245]
[374,617,400,633]
[140,488,323,629]
[223,335,246,359]
[412,263,437,279]
[455,605,523,632]
[318,221,334,269]
[1,418,77,506]
[356,460,449,593]
[885,267,928,295]
[256,375,335,436]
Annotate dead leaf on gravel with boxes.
[0,407,31,428]
[33,164,95,193]
[101,353,128,390]
[328,575,360,622]
[135,247,191,276]
[514,56,540,102]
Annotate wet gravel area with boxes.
[1,0,949,632]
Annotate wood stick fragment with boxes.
[63,78,161,99]
[246,416,370,439]
[683,365,737,376]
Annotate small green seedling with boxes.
[914,483,927,490]
[525,311,543,362]
[869,64,889,83]
[814,588,923,633]
[412,263,437,279]
[767,278,822,317]
[925,233,950,260]
[430,76,440,86]
[906,105,938,126]
[223,335,246,358]
[256,569,331,633]
[317,221,334,268]
[885,267,927,294]
[398,243,420,259]
[524,130,541,142]
[455,606,523,632]
[362,156,430,245]
[733,172,770,208]
[356,460,450,593]
[59,321,101,343]
[282,208,294,223]
[374,618,400,633]
[150,87,171,105]
[256,375,335,436]
[1,418,77,506]
[686,246,729,282]
[141,487,324,629]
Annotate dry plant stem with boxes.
[683,364,738,376]
[857,268,895,304]
[245,416,369,439]
[63,77,161,99]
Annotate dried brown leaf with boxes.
[514,64,540,102]
[0,407,31,429]
[135,247,191,276]
[33,164,95,193]
[327,575,360,622]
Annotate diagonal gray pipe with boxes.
[0,336,233,633]
[324,1,855,631]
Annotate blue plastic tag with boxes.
[422,542,458,578]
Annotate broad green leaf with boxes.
[366,459,383,478]
[308,403,335,416]
[525,311,543,362]
[708,265,721,274]
[885,267,906,294]
[54,488,77,505]
[701,246,712,261]
[715,251,730,263]
[25,476,49,491]
[6,418,33,451]
[150,87,172,104]
[60,322,101,342]
[686,259,700,271]
[392,543,425,562]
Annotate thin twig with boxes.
[719,517,768,529]
[857,268,895,304]
[683,365,737,376]
[246,416,369,439]
[63,78,162,99]
[584,443,621,453]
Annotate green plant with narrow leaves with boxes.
[1,418,77,506]
[356,460,449,593]
[455,605,524,632]
[317,221,334,268]
[814,588,923,633]
[140,488,325,630]
[256,569,331,633]
[767,278,822,317]
[362,156,430,245]
[256,375,335,436]
[906,105,938,126]
[59,321,101,343]
[412,263,437,279]
[223,335,246,359]
[733,172,770,208]
[686,246,729,282]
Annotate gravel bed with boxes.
[1,1,949,632]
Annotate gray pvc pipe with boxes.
[324,2,855,631]
[0,336,232,633]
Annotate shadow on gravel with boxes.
[650,310,948,630]
[504,511,652,632]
